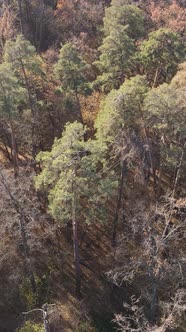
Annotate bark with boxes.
[139,109,157,193]
[9,119,19,177]
[19,212,37,294]
[42,304,50,332]
[17,0,24,34]
[0,170,37,294]
[72,194,81,299]
[53,0,58,10]
[157,162,163,197]
[162,142,185,239]
[153,61,161,88]
[149,266,158,322]
[0,123,12,161]
[36,0,45,52]
[23,305,53,332]
[75,89,84,125]
[153,35,166,87]
[24,0,37,47]
[20,58,37,162]
[112,160,126,247]
[149,236,158,323]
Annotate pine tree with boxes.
[95,75,150,243]
[54,43,91,124]
[94,2,144,90]
[95,25,135,91]
[143,62,186,193]
[4,34,45,160]
[0,63,26,176]
[138,28,186,87]
[35,121,117,297]
[104,2,144,40]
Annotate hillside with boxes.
[0,1,185,331]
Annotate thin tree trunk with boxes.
[19,212,37,293]
[153,62,161,88]
[53,0,58,10]
[157,162,163,197]
[72,194,81,299]
[42,304,50,332]
[139,109,157,193]
[0,124,12,160]
[112,160,126,247]
[162,142,185,239]
[153,35,166,87]
[9,119,19,177]
[20,58,37,162]
[0,170,37,294]
[75,90,84,125]
[149,236,158,323]
[23,305,53,332]
[36,0,45,52]
[17,0,24,34]
[24,0,36,47]
[149,265,158,322]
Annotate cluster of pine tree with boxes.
[0,0,185,331]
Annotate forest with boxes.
[0,0,185,331]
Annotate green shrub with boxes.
[17,321,44,332]
[77,321,96,332]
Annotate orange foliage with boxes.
[149,1,186,36]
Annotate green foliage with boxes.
[104,3,144,40]
[4,34,44,79]
[0,62,26,119]
[95,75,149,145]
[95,25,135,90]
[19,277,37,309]
[19,273,51,310]
[54,43,91,95]
[17,321,44,332]
[35,121,117,224]
[143,63,186,171]
[77,321,96,332]
[144,85,185,137]
[138,28,186,86]
[94,1,144,90]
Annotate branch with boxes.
[22,304,55,315]
[22,308,43,315]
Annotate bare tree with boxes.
[114,290,186,332]
[109,196,186,329]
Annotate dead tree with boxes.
[0,168,37,293]
[22,303,55,332]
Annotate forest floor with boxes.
[0,149,122,331]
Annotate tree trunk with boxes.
[139,109,157,193]
[149,265,158,322]
[149,236,158,323]
[19,212,37,294]
[9,119,19,177]
[0,122,12,161]
[17,0,24,34]
[36,0,45,52]
[0,170,37,294]
[157,162,163,197]
[75,90,84,125]
[112,160,126,247]
[24,0,37,47]
[53,0,58,10]
[153,62,161,88]
[72,195,81,299]
[42,304,50,332]
[162,142,185,239]
[20,58,37,163]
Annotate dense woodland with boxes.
[0,0,186,331]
